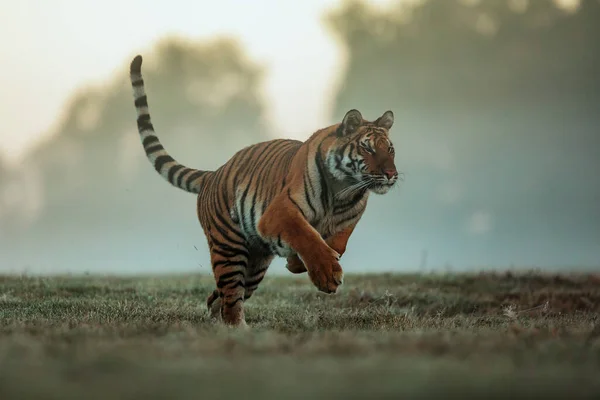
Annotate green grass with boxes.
[1,271,599,399]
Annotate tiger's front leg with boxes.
[258,197,343,294]
[285,224,358,274]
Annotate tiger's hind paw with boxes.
[286,254,307,274]
[206,290,222,321]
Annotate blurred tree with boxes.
[324,0,600,267]
[33,36,268,221]
[0,155,5,186]
[327,0,600,113]
[0,155,6,224]
[0,36,272,271]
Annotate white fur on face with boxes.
[327,144,365,182]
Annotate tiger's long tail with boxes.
[129,54,210,194]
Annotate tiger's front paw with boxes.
[305,248,343,294]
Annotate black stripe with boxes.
[245,285,260,293]
[212,247,248,261]
[346,143,358,172]
[334,192,365,214]
[211,212,246,243]
[315,142,330,209]
[335,142,351,171]
[213,168,231,219]
[223,280,245,290]
[245,273,266,288]
[238,145,276,230]
[302,172,316,216]
[211,237,250,259]
[304,162,316,196]
[144,144,163,155]
[212,259,247,270]
[247,265,269,279]
[132,79,144,87]
[177,168,193,187]
[218,270,245,281]
[209,218,246,248]
[334,149,344,170]
[324,128,338,139]
[211,236,248,255]
[238,184,252,232]
[167,164,186,183]
[185,170,206,191]
[247,141,293,230]
[134,95,148,107]
[245,141,285,179]
[248,192,258,232]
[336,210,363,226]
[288,189,306,219]
[250,147,285,232]
[217,271,245,288]
[142,135,159,147]
[154,155,174,173]
[334,202,361,216]
[232,143,267,189]
[273,142,300,200]
[256,141,292,179]
[237,140,285,231]
[136,114,153,132]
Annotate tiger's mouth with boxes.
[362,172,400,194]
[363,173,397,185]
[368,180,395,194]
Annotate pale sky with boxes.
[1,0,578,166]
[0,0,398,166]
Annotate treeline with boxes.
[323,0,600,267]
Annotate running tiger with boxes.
[129,55,400,327]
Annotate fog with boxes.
[1,0,599,276]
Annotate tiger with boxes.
[129,54,400,327]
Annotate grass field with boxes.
[1,270,599,399]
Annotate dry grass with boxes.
[1,270,599,399]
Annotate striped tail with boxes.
[129,54,210,194]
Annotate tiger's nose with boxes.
[383,169,397,179]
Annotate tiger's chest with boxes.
[313,192,369,239]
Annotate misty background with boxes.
[1,0,599,275]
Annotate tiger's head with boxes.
[326,109,399,196]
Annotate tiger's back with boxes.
[198,138,304,255]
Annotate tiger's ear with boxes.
[337,109,363,137]
[375,110,394,130]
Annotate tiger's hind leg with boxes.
[207,254,273,324]
[209,245,250,327]
[244,254,275,301]
[286,254,307,274]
